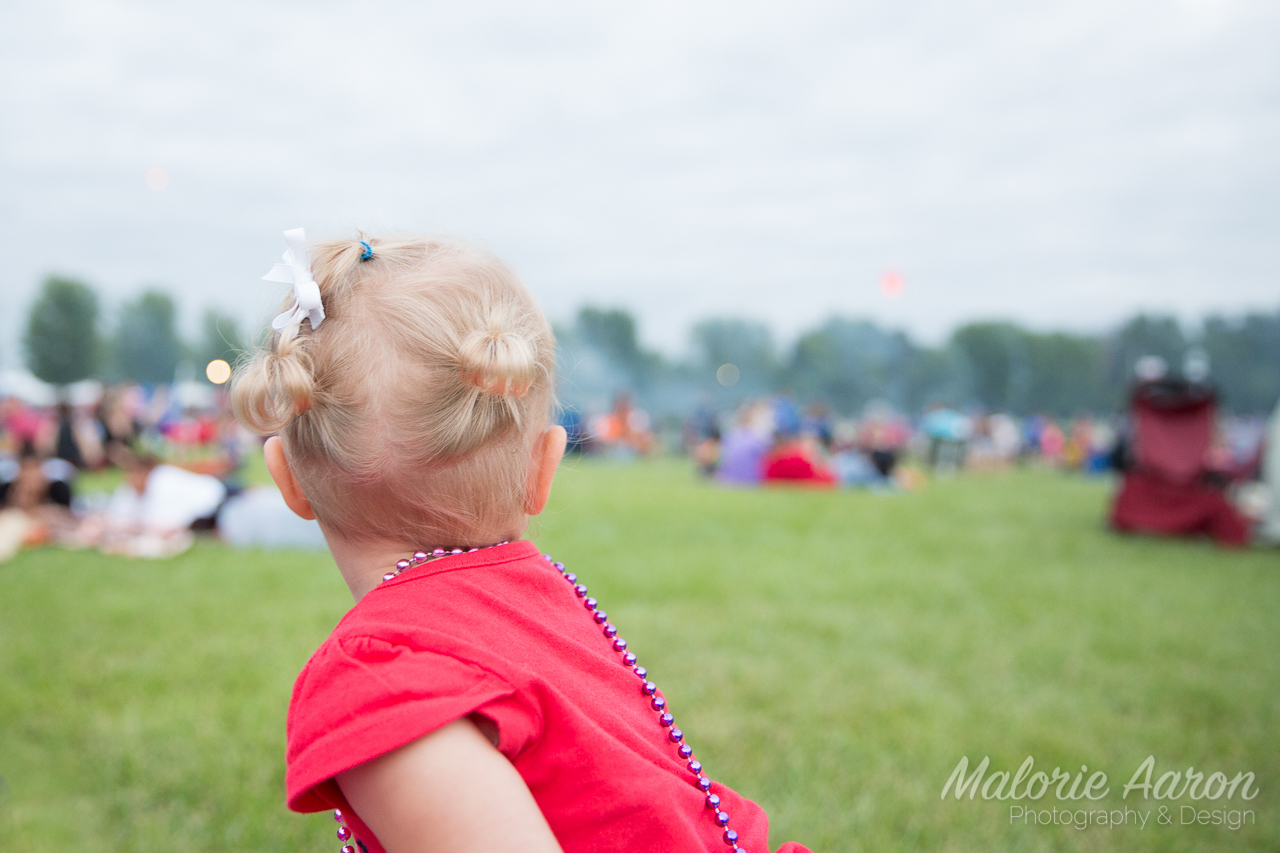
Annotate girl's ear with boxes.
[525,426,567,517]
[264,436,317,520]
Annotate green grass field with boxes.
[1,460,1276,852]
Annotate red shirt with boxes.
[286,540,811,853]
[763,445,837,486]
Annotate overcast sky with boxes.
[2,0,1277,363]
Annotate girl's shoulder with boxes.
[285,623,537,813]
[284,542,559,812]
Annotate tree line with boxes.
[22,277,245,387]
[18,276,1280,417]
[558,307,1280,418]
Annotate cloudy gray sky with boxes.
[2,0,1277,362]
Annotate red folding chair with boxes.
[1110,380,1250,546]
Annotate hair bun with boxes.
[231,337,316,434]
[458,309,537,398]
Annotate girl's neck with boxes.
[322,523,526,602]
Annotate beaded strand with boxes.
[380,542,510,583]
[541,553,745,852]
[331,809,357,853]
[328,546,745,853]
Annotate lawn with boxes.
[1,460,1276,852]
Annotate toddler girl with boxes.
[233,229,813,853]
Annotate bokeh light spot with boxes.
[206,359,232,384]
[145,167,169,191]
[716,363,740,387]
[879,270,905,299]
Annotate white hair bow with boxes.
[265,228,325,336]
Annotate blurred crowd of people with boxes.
[666,386,1278,546]
[674,397,1148,490]
[0,384,257,561]
[6,376,1276,559]
[560,392,1154,487]
[691,397,914,489]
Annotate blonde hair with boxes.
[231,234,556,544]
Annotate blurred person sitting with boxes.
[53,402,86,469]
[2,397,46,455]
[71,444,227,558]
[1061,418,1093,471]
[716,400,773,485]
[684,392,719,453]
[800,403,834,450]
[921,406,970,473]
[1019,414,1045,464]
[858,403,906,478]
[590,394,655,457]
[0,446,79,560]
[763,433,837,487]
[693,424,721,478]
[1039,419,1066,464]
[988,413,1022,465]
[1086,418,1118,474]
[95,385,139,459]
[0,444,75,510]
[832,446,886,487]
[771,393,801,437]
[105,446,226,531]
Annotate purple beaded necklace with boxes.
[378,542,511,584]
[328,546,747,853]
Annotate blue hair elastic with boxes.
[359,240,373,260]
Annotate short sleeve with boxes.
[285,635,536,812]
